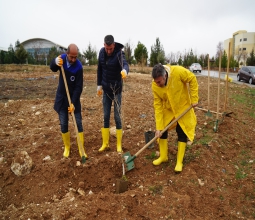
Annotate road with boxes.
[196,70,255,88]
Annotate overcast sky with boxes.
[0,0,254,58]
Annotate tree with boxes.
[4,44,16,64]
[216,41,223,59]
[246,49,255,66]
[124,41,133,65]
[178,55,183,66]
[134,41,148,66]
[221,50,228,70]
[83,43,97,65]
[47,46,59,65]
[15,44,28,64]
[149,38,165,66]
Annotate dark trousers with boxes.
[161,122,187,142]
[58,109,83,133]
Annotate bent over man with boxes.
[151,64,198,172]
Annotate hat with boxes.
[104,35,114,45]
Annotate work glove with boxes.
[68,103,75,113]
[120,69,127,79]
[97,86,103,96]
[55,55,63,67]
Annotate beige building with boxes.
[224,30,255,65]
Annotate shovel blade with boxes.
[123,151,135,171]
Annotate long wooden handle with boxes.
[134,105,193,157]
[60,66,85,157]
[217,52,221,120]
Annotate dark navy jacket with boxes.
[97,42,129,94]
[50,54,83,113]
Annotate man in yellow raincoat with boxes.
[151,63,199,172]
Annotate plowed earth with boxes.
[0,65,254,219]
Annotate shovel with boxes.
[123,105,193,171]
[61,66,86,164]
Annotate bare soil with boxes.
[0,64,254,219]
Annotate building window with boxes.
[243,48,246,51]
[240,39,242,42]
[243,38,247,41]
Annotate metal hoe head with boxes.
[81,156,86,164]
[123,151,135,171]
[205,110,213,118]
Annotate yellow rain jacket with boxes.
[152,64,199,141]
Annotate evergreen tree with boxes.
[149,38,165,66]
[83,43,97,65]
[178,55,183,66]
[15,44,28,64]
[124,41,133,65]
[134,41,148,66]
[221,50,228,70]
[47,46,59,65]
[246,49,255,66]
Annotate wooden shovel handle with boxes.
[134,105,193,157]
[60,66,85,158]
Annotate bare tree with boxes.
[216,41,223,59]
[241,51,248,66]
[166,52,175,64]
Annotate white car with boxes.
[189,63,202,73]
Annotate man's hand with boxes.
[55,55,63,67]
[121,69,127,79]
[97,86,103,96]
[68,103,75,113]
[155,130,162,138]
[192,103,198,107]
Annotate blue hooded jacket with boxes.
[50,54,83,113]
[97,42,129,94]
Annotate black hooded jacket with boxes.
[97,42,129,94]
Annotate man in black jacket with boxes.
[50,44,87,159]
[97,35,129,153]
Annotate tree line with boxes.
[1,39,255,68]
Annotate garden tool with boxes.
[61,66,86,164]
[123,105,193,172]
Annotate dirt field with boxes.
[0,64,255,219]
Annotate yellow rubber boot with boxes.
[98,128,110,152]
[153,139,168,165]
[62,132,70,158]
[77,132,88,158]
[116,129,123,153]
[174,141,186,172]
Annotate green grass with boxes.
[149,185,163,195]
[145,151,157,160]
[232,88,255,118]
[234,149,253,180]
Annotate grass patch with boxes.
[149,185,163,195]
[234,149,253,180]
[231,88,255,118]
[145,151,157,160]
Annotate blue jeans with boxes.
[58,109,83,133]
[103,92,122,129]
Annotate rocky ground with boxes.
[0,64,254,219]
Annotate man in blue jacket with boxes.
[50,44,87,159]
[97,35,129,153]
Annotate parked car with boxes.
[237,66,255,84]
[189,63,202,73]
